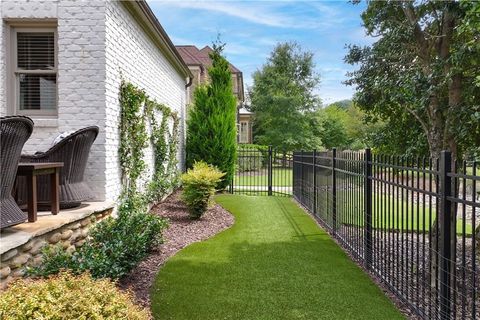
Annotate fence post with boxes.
[268,146,273,196]
[332,148,337,234]
[313,149,317,216]
[364,148,373,270]
[439,150,453,320]
[300,150,304,203]
[292,152,296,200]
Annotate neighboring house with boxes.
[0,0,192,202]
[175,45,244,108]
[238,106,253,144]
[175,45,252,143]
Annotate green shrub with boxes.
[237,144,268,151]
[186,44,237,189]
[181,161,225,219]
[28,196,168,280]
[0,272,149,319]
[237,155,263,172]
[237,144,269,172]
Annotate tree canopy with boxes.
[249,42,322,152]
[345,0,480,160]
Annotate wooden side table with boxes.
[16,162,64,222]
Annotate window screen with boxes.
[16,31,56,111]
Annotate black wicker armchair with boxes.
[18,126,99,209]
[0,116,34,229]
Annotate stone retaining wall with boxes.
[0,207,112,289]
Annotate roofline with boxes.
[122,1,193,80]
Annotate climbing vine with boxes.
[119,81,180,202]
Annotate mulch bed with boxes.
[118,190,234,310]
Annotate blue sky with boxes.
[148,1,373,105]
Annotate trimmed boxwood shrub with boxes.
[181,161,224,219]
[0,272,149,319]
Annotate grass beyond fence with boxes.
[235,168,292,186]
[151,196,403,320]
[334,190,474,235]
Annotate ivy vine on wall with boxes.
[119,81,180,203]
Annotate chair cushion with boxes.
[52,130,76,146]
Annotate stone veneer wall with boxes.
[0,208,112,290]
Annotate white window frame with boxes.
[10,26,58,117]
[239,121,249,144]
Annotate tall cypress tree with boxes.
[186,44,237,189]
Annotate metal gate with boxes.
[230,145,292,196]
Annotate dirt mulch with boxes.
[118,191,234,310]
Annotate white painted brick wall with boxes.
[1,0,107,200]
[104,1,186,201]
[0,20,5,118]
[1,0,187,203]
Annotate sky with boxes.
[148,1,374,105]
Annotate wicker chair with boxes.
[0,116,34,229]
[18,126,99,209]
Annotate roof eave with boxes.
[122,1,193,79]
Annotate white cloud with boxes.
[156,1,331,29]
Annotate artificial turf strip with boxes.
[151,195,404,320]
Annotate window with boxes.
[11,27,57,116]
[239,121,249,143]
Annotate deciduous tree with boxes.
[345,0,480,161]
[249,42,322,152]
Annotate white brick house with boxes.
[0,0,192,202]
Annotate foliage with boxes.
[181,161,225,219]
[345,1,480,160]
[26,245,75,276]
[249,41,322,152]
[28,199,168,279]
[119,81,179,201]
[238,144,268,151]
[237,144,268,171]
[237,155,263,172]
[186,44,237,190]
[0,272,149,320]
[315,105,350,150]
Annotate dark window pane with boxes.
[19,74,56,110]
[17,32,55,70]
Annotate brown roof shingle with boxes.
[175,45,241,73]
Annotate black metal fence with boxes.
[231,145,292,196]
[293,149,479,320]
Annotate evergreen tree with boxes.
[186,44,237,189]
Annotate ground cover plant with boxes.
[0,272,149,320]
[151,195,404,320]
[28,196,168,279]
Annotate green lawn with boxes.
[235,168,292,186]
[334,190,473,235]
[151,196,404,320]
